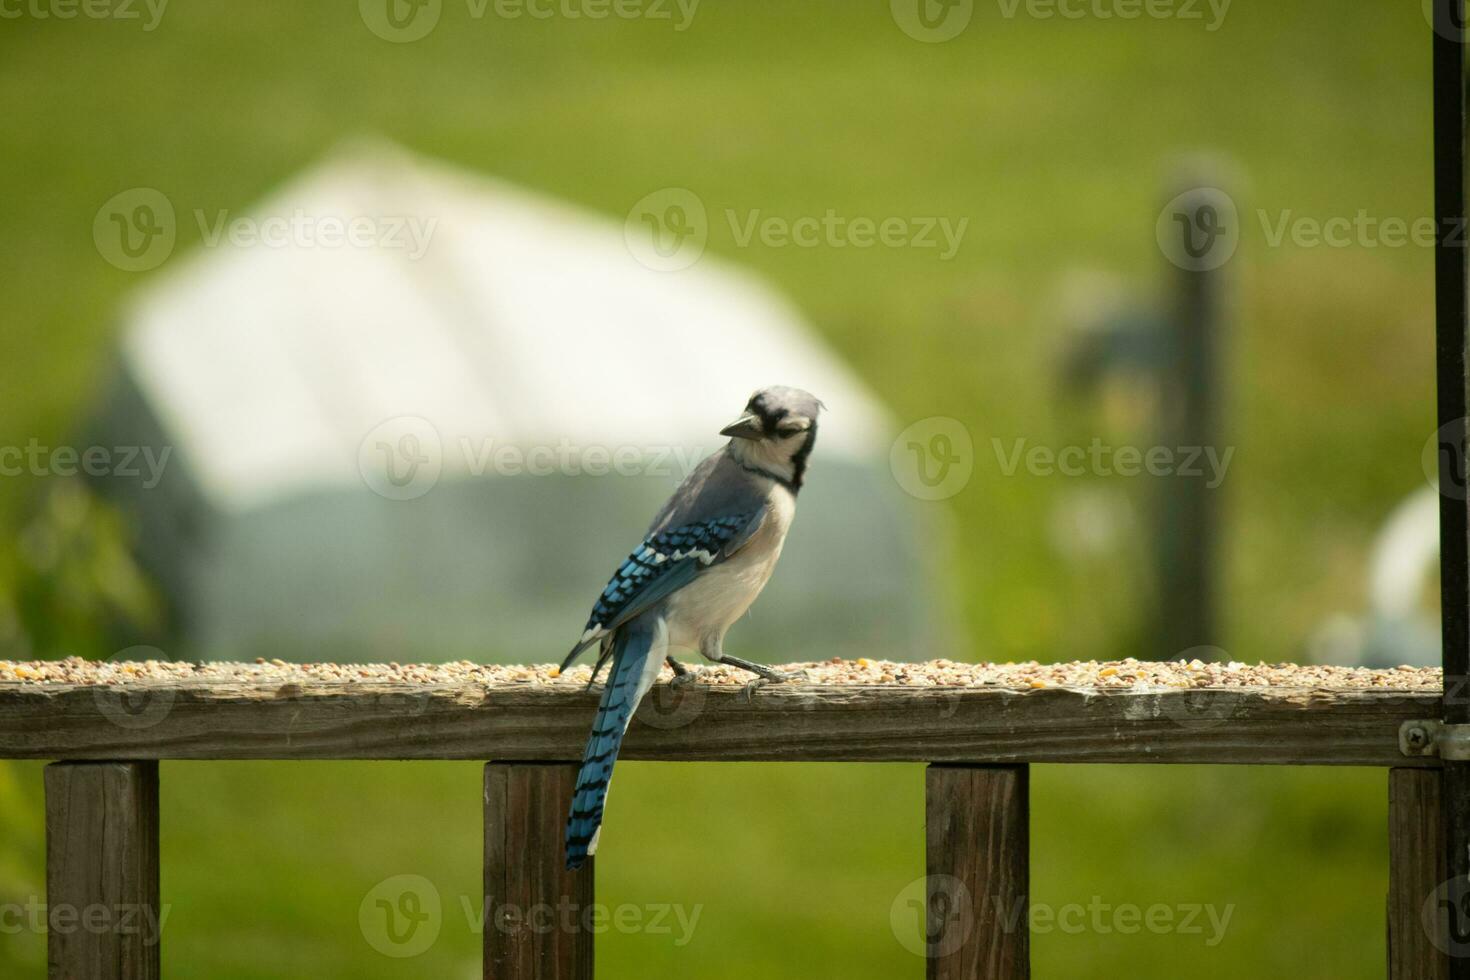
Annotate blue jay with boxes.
[561,385,823,869]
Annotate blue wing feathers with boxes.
[562,510,762,669]
[588,513,757,630]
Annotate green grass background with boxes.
[0,0,1439,975]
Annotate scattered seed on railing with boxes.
[0,656,1443,694]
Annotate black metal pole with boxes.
[1433,1,1470,976]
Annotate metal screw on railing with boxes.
[1407,726,1432,752]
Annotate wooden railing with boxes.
[0,665,1452,978]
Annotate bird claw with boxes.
[669,666,704,688]
[739,668,803,702]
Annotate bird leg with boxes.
[698,637,802,698]
[717,654,800,683]
[714,654,804,701]
[664,655,703,687]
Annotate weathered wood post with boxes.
[44,761,161,980]
[1433,1,1470,977]
[1389,768,1449,979]
[925,764,1029,980]
[484,763,594,980]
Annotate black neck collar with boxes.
[729,428,815,494]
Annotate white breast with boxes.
[663,484,796,651]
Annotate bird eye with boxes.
[776,421,807,437]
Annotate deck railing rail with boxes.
[0,660,1452,978]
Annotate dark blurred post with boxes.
[1432,1,1470,977]
[1156,179,1228,656]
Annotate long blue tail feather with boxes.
[565,615,661,869]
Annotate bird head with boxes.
[720,386,824,490]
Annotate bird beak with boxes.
[719,412,764,440]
